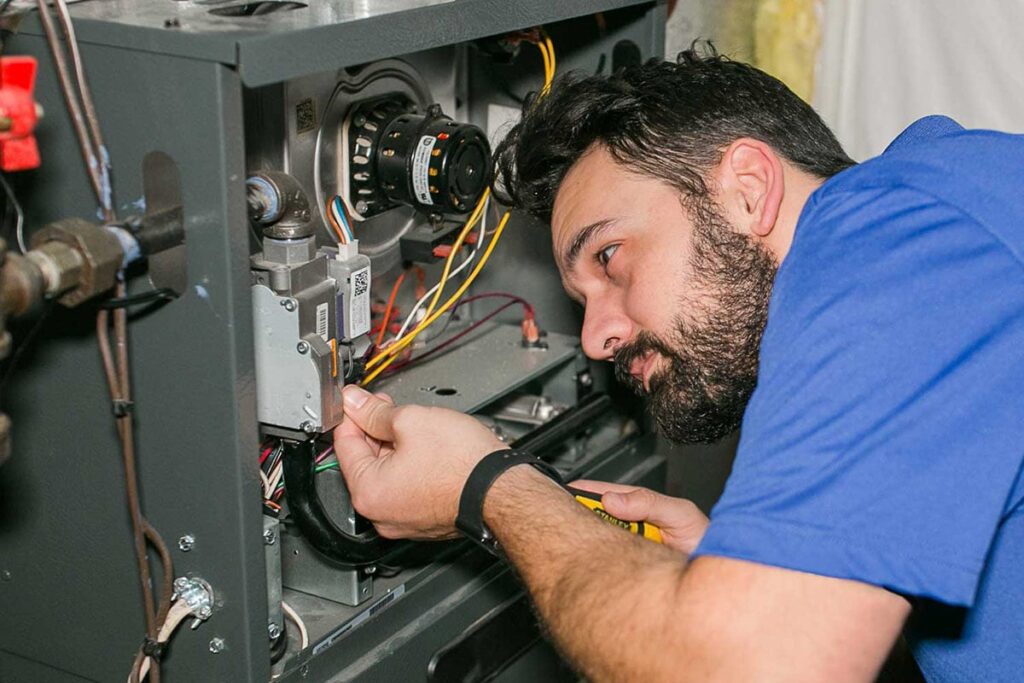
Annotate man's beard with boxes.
[613,197,778,444]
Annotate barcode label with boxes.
[316,302,329,341]
[349,266,370,337]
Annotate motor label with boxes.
[412,135,437,205]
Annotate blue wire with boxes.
[333,197,354,241]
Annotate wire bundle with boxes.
[326,195,355,244]
[361,31,556,386]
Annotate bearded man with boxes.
[334,48,1024,682]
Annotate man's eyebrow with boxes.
[562,219,615,272]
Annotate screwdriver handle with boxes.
[566,486,663,544]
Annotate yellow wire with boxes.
[361,210,512,385]
[537,41,552,92]
[421,189,490,323]
[544,35,556,81]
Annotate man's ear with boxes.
[716,138,785,238]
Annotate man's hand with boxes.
[570,480,709,555]
[333,385,506,540]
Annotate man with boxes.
[335,48,1024,681]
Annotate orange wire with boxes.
[376,271,407,347]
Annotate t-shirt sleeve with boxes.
[692,185,1024,607]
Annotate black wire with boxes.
[0,171,25,253]
[99,287,176,310]
[0,299,55,394]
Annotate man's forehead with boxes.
[551,147,621,260]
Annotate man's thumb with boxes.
[343,385,397,442]
[602,489,655,522]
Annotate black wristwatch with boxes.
[455,448,562,554]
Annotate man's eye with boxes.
[597,244,619,268]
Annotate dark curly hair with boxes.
[493,45,854,224]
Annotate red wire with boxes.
[259,447,272,465]
[376,271,407,347]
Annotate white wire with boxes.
[133,599,193,682]
[260,468,272,499]
[282,600,309,650]
[391,199,490,343]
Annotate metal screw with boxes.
[296,341,309,354]
[178,534,195,552]
[209,637,226,654]
[268,622,282,640]
[363,565,376,576]
[355,200,369,214]
[578,372,593,387]
[300,421,316,434]
[263,528,276,545]
[164,18,180,28]
[281,299,296,312]
[1,569,12,582]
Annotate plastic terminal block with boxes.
[325,241,372,340]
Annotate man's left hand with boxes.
[333,385,506,540]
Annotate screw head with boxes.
[281,299,296,312]
[1,569,12,582]
[268,622,282,640]
[296,341,309,354]
[263,528,276,545]
[355,200,369,214]
[300,421,316,434]
[178,534,195,552]
[578,372,593,387]
[164,17,181,28]
[209,637,225,654]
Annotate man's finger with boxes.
[343,385,398,442]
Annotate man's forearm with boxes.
[483,465,692,681]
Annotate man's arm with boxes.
[486,465,910,682]
[335,387,910,682]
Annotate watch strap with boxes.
[456,448,562,554]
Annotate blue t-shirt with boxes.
[692,116,1024,682]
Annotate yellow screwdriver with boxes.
[566,486,663,543]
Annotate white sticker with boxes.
[411,135,437,205]
[349,266,371,337]
[316,302,329,341]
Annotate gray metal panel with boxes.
[375,323,578,412]
[13,0,660,86]
[0,35,268,683]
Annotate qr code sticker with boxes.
[352,269,369,297]
[295,98,317,134]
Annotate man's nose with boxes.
[580,302,633,361]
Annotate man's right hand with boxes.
[569,481,709,555]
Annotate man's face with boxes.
[551,146,778,443]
